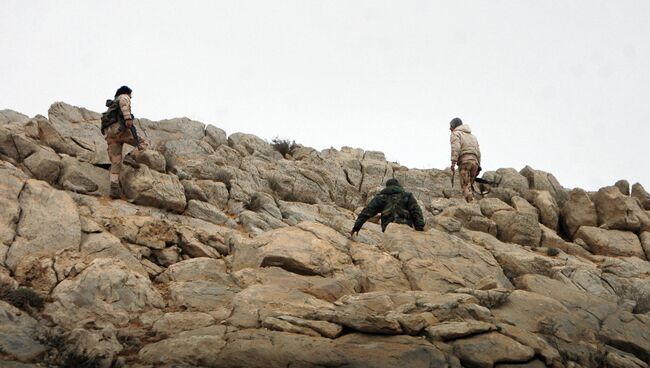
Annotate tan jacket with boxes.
[117,94,132,120]
[450,124,481,164]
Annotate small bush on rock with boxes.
[271,137,298,157]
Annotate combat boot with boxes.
[110,182,122,199]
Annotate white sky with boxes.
[1,1,649,191]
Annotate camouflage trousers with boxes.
[105,123,148,184]
[459,156,479,203]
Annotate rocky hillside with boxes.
[1,103,650,368]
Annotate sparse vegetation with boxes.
[0,286,44,310]
[244,193,265,212]
[271,137,298,157]
[213,168,233,190]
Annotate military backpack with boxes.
[100,99,121,134]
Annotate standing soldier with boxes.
[350,178,425,235]
[101,86,148,199]
[449,117,481,203]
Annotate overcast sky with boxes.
[2,1,649,191]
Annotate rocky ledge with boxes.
[1,103,650,367]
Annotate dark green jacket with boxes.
[353,185,425,232]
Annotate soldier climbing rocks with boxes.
[101,85,148,199]
[449,117,481,203]
[350,178,425,235]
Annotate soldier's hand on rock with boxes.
[125,119,133,128]
[450,161,456,173]
[350,229,359,237]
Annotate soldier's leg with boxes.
[106,137,123,198]
[459,162,474,203]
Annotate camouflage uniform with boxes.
[352,184,425,233]
[105,94,148,188]
[450,124,481,202]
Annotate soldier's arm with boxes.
[407,193,425,231]
[450,132,460,164]
[352,195,384,233]
[118,94,133,120]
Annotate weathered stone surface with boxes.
[182,179,229,209]
[425,321,496,341]
[382,226,512,292]
[0,301,47,362]
[593,186,650,232]
[641,232,650,261]
[47,102,108,164]
[22,148,61,183]
[491,210,541,247]
[184,199,235,227]
[152,312,216,337]
[520,165,567,204]
[0,110,29,125]
[0,163,27,247]
[138,335,226,367]
[615,179,631,196]
[560,188,598,238]
[203,125,227,149]
[168,280,239,312]
[438,204,498,236]
[632,183,650,210]
[574,226,645,258]
[531,190,559,231]
[135,149,166,173]
[58,155,109,195]
[121,165,186,213]
[511,196,539,218]
[349,242,411,292]
[60,327,123,368]
[479,197,513,217]
[139,117,207,147]
[451,332,535,368]
[600,312,650,363]
[6,180,81,272]
[45,258,164,328]
[482,168,529,194]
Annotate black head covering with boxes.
[450,117,463,129]
[115,85,132,98]
[386,178,401,187]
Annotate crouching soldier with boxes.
[350,179,425,236]
[101,85,149,199]
[449,117,481,203]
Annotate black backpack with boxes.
[100,99,121,134]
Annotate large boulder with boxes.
[520,165,568,205]
[44,258,164,328]
[381,226,512,292]
[22,147,61,184]
[641,232,650,261]
[632,183,650,210]
[6,180,81,272]
[560,188,598,238]
[184,200,236,227]
[451,332,535,368]
[0,301,47,362]
[58,156,109,195]
[574,226,645,259]
[593,186,650,232]
[0,109,29,125]
[47,102,108,164]
[138,117,206,148]
[531,190,559,231]
[0,163,28,248]
[121,165,186,213]
[491,211,542,247]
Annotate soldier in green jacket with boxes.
[350,179,425,235]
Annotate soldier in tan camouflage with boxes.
[104,86,148,198]
[449,117,481,203]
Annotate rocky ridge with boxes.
[1,102,650,367]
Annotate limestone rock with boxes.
[599,312,650,363]
[0,162,27,247]
[58,155,109,195]
[560,188,598,238]
[60,327,123,368]
[615,179,631,196]
[631,183,650,210]
[121,165,186,213]
[0,301,47,363]
[593,186,650,232]
[47,102,108,164]
[184,199,235,227]
[135,149,166,173]
[520,165,567,205]
[491,210,542,247]
[45,258,164,328]
[22,148,61,184]
[182,179,229,209]
[452,332,535,368]
[152,311,216,337]
[168,280,239,312]
[574,226,645,258]
[641,232,650,261]
[0,109,29,125]
[425,321,496,341]
[6,180,81,272]
[531,190,559,231]
[511,196,539,218]
[203,125,228,149]
[479,197,513,217]
[138,117,206,147]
